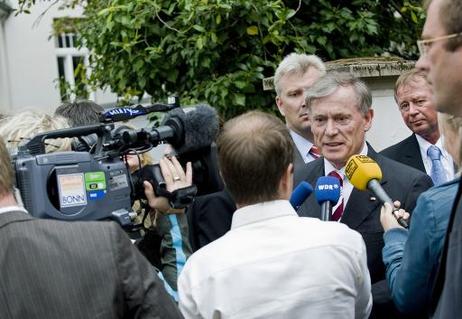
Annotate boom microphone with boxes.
[163,104,220,155]
[290,181,313,210]
[314,176,341,221]
[345,154,408,228]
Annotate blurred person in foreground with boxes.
[0,135,183,318]
[415,0,462,316]
[380,112,462,317]
[178,111,372,319]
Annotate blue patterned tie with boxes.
[427,145,447,185]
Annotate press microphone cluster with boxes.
[314,176,341,221]
[345,154,409,228]
[290,181,313,210]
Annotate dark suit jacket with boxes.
[431,178,462,318]
[188,189,236,251]
[0,210,182,319]
[297,146,433,317]
[380,134,426,173]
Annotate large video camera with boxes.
[13,104,220,228]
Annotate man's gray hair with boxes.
[305,72,372,115]
[274,53,326,96]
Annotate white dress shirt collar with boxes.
[415,134,455,179]
[0,205,28,216]
[289,130,315,163]
[231,200,297,229]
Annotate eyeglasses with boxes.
[417,32,462,56]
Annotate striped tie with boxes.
[309,145,321,159]
[328,171,344,221]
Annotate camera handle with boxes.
[22,123,114,156]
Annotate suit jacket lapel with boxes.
[405,134,426,172]
[297,158,324,218]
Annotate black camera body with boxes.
[15,150,134,226]
[13,104,220,227]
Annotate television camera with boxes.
[13,104,220,228]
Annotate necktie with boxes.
[328,171,344,221]
[427,145,447,186]
[309,145,321,159]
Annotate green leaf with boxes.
[246,26,259,36]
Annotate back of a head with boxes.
[55,100,104,127]
[274,53,326,96]
[0,136,13,196]
[0,111,72,155]
[217,111,293,206]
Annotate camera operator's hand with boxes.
[143,156,192,214]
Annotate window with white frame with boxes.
[54,30,93,102]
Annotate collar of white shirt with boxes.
[415,134,455,178]
[289,130,314,163]
[0,205,28,216]
[231,200,297,230]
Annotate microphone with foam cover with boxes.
[345,154,408,228]
[290,181,313,210]
[161,104,219,155]
[315,176,341,221]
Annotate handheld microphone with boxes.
[290,181,313,210]
[314,176,341,221]
[345,154,408,228]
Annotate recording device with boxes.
[14,104,219,227]
[289,181,313,210]
[345,154,409,228]
[315,176,341,221]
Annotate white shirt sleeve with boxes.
[355,239,373,319]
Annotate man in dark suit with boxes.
[380,69,454,185]
[0,137,182,318]
[298,72,433,318]
[416,0,462,317]
[188,53,327,250]
[275,52,327,179]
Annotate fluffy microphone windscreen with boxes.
[345,154,382,191]
[163,104,219,154]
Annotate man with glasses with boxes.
[381,69,454,186]
[416,0,462,317]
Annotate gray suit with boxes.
[0,210,182,319]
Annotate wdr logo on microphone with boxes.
[317,184,340,190]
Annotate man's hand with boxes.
[380,201,410,231]
[143,156,192,214]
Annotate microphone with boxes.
[113,104,219,155]
[345,154,408,228]
[314,176,341,221]
[101,103,177,122]
[163,104,219,155]
[290,181,313,210]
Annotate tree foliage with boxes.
[18,0,425,118]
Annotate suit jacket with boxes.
[431,178,462,318]
[297,146,433,318]
[0,210,182,319]
[188,189,236,251]
[380,134,426,173]
[293,146,309,187]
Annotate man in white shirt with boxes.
[381,69,455,185]
[178,110,372,319]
